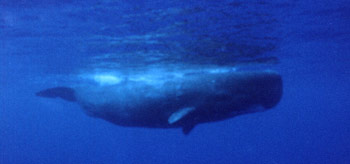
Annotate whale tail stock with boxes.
[36,87,76,102]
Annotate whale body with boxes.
[36,67,282,134]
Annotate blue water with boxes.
[1,0,349,163]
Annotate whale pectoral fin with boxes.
[36,87,76,102]
[168,107,195,124]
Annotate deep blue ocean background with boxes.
[1,0,349,163]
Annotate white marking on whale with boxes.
[92,74,122,86]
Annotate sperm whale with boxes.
[36,67,282,134]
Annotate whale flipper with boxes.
[36,87,76,102]
[168,107,196,124]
